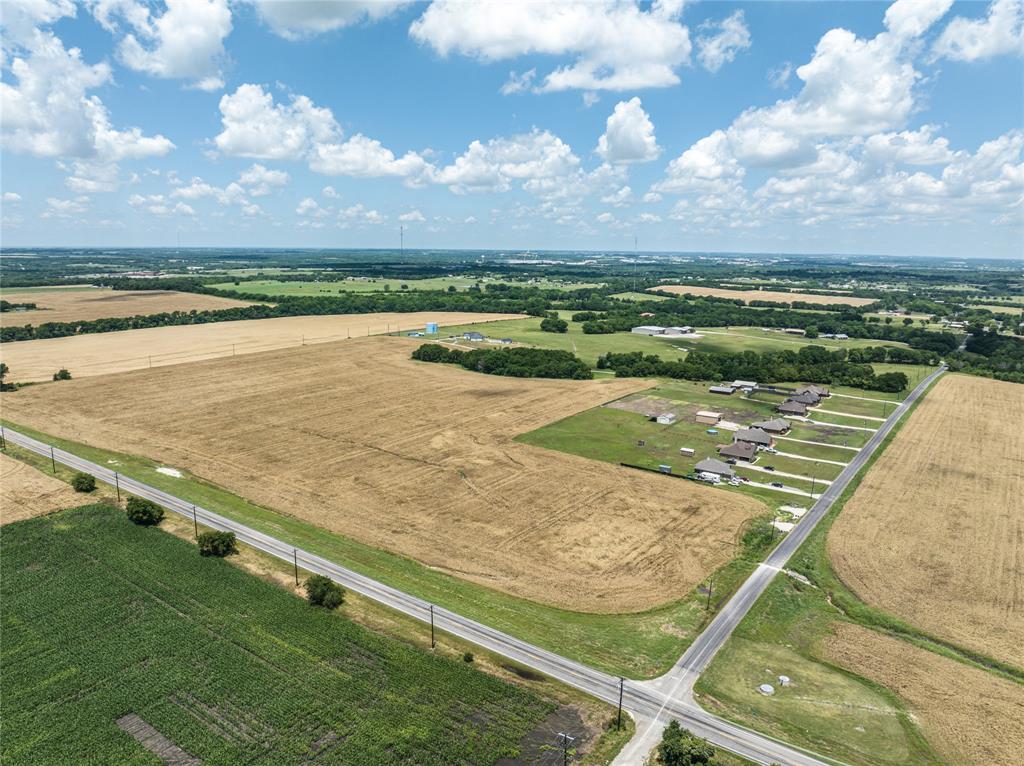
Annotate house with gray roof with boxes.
[796,384,830,398]
[694,458,735,478]
[777,400,808,416]
[750,418,791,434]
[718,441,758,462]
[788,391,821,405]
[734,427,774,447]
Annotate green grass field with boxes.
[434,315,690,366]
[209,277,601,297]
[1,505,554,765]
[0,419,767,679]
[681,327,909,353]
[609,291,670,302]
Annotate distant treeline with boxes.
[0,288,547,343]
[596,346,910,392]
[411,343,592,380]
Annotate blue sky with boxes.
[1,0,1022,258]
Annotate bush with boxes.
[539,317,568,333]
[657,720,717,765]
[52,368,72,381]
[126,497,164,526]
[304,574,345,608]
[197,530,238,557]
[71,472,96,493]
[462,652,474,663]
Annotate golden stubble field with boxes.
[649,285,875,307]
[1,288,258,326]
[829,374,1024,668]
[824,623,1024,766]
[0,336,762,612]
[0,453,83,525]
[0,311,523,383]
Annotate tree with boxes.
[462,652,474,663]
[198,530,238,557]
[304,574,345,608]
[903,317,914,326]
[539,317,568,333]
[0,362,12,391]
[52,368,72,381]
[126,497,164,526]
[804,325,819,339]
[657,720,717,765]
[72,472,96,493]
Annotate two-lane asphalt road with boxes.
[2,365,943,765]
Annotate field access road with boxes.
[620,364,947,763]
[1,366,944,766]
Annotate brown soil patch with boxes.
[0,311,523,383]
[1,288,257,326]
[823,623,1024,766]
[0,452,83,524]
[829,374,1024,668]
[0,336,761,612]
[649,285,875,307]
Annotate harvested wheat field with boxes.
[0,288,258,326]
[0,311,522,383]
[829,374,1024,668]
[824,623,1024,766]
[0,453,83,525]
[1,336,760,612]
[648,285,875,307]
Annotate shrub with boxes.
[462,652,474,663]
[126,497,164,526]
[71,472,96,493]
[539,317,568,333]
[52,368,72,381]
[304,574,345,609]
[197,530,238,557]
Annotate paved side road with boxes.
[1,365,943,766]
[620,365,946,762]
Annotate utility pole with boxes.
[616,677,624,730]
[705,576,713,611]
[557,732,575,766]
[50,446,56,473]
[293,549,299,586]
[0,425,6,451]
[430,604,436,649]
[810,462,818,497]
[193,505,199,539]
[114,472,121,503]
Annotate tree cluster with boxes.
[198,530,238,557]
[657,720,720,766]
[596,346,909,392]
[126,497,164,526]
[412,343,592,379]
[304,574,345,609]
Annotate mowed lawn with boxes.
[209,277,601,296]
[1,505,552,765]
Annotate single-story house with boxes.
[709,385,735,395]
[784,328,807,335]
[750,418,791,434]
[731,380,758,390]
[656,413,677,425]
[796,384,830,398]
[497,338,514,345]
[463,331,485,341]
[788,392,821,406]
[631,325,666,336]
[734,427,773,448]
[694,458,735,479]
[718,441,758,462]
[695,410,722,425]
[778,400,808,416]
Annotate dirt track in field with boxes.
[829,374,1024,668]
[0,311,523,383]
[0,453,83,525]
[649,285,875,307]
[823,623,1024,766]
[0,336,761,612]
[1,288,258,326]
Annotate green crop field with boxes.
[209,277,601,297]
[680,327,909,354]
[1,505,553,765]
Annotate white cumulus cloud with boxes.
[932,0,1024,62]
[410,0,692,91]
[399,209,426,222]
[253,0,412,40]
[596,97,660,164]
[696,11,751,73]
